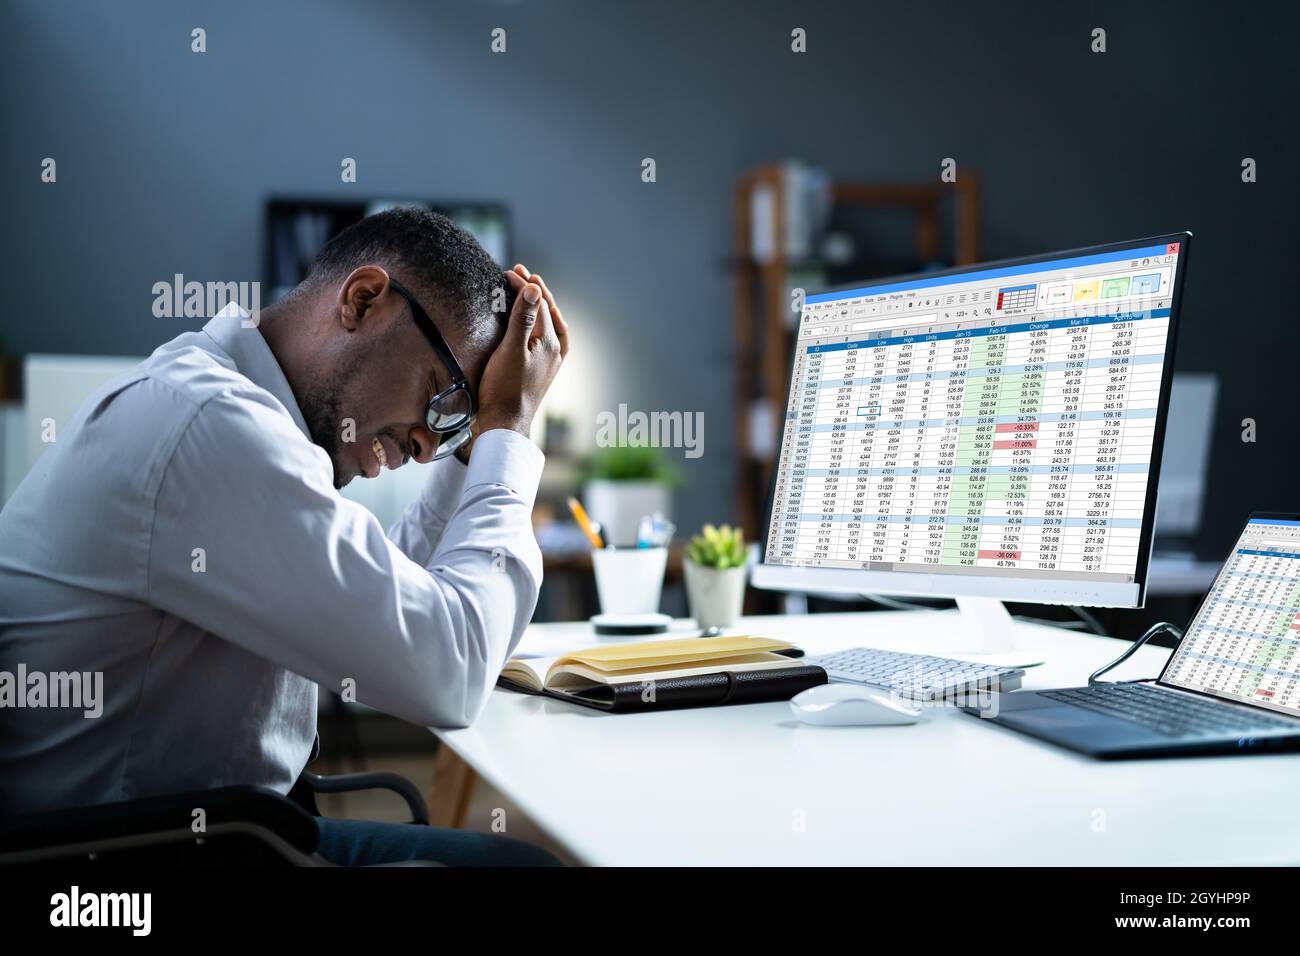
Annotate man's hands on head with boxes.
[455,264,569,463]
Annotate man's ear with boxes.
[337,266,392,332]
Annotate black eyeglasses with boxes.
[387,278,476,460]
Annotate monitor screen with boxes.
[760,235,1187,605]
[1160,517,1300,718]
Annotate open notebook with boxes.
[498,635,827,712]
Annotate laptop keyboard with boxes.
[1043,683,1298,738]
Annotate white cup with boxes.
[591,547,668,615]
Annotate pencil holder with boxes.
[591,547,668,615]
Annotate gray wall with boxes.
[3,0,1297,551]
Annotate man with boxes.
[0,208,567,865]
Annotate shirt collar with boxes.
[201,304,312,441]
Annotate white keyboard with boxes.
[807,647,1024,702]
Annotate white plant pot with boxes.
[583,480,670,548]
[683,561,747,631]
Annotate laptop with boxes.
[963,513,1300,757]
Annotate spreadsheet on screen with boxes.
[765,241,1183,586]
[1161,519,1300,717]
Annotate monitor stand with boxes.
[936,597,1046,668]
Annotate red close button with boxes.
[1166,242,1180,255]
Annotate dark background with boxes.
[3,0,1297,557]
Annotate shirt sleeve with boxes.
[385,455,469,566]
[146,392,544,729]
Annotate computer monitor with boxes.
[1158,513,1300,718]
[753,234,1191,656]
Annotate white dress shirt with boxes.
[0,309,544,817]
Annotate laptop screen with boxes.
[1160,517,1300,717]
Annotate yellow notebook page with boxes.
[554,635,791,675]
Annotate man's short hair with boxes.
[305,206,512,349]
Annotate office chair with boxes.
[0,760,433,867]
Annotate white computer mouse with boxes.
[790,683,924,726]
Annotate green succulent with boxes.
[686,524,746,570]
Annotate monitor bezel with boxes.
[754,231,1193,609]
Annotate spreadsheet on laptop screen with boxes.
[1161,519,1300,717]
[765,240,1183,585]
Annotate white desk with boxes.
[433,611,1300,866]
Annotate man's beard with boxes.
[299,351,363,489]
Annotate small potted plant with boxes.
[683,524,748,630]
[581,445,677,548]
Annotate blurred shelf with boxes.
[730,165,982,543]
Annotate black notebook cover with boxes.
[497,664,828,713]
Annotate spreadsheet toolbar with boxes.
[765,242,1182,585]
